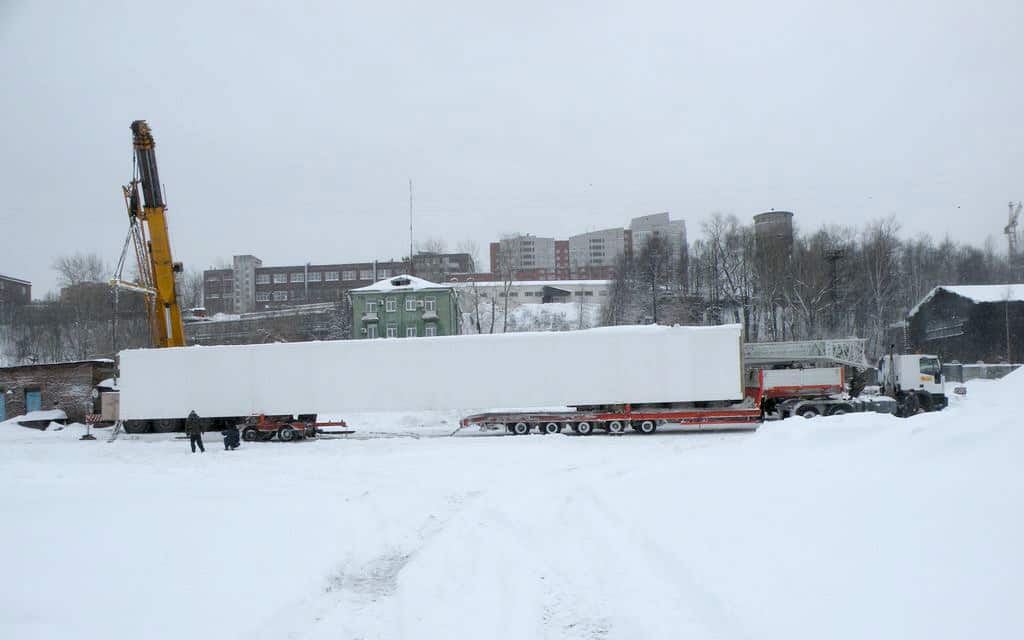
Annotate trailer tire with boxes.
[512,422,531,435]
[636,420,656,435]
[575,421,593,436]
[123,420,151,434]
[828,405,853,416]
[542,422,562,435]
[607,420,625,434]
[279,426,296,442]
[242,427,260,442]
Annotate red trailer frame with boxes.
[460,372,765,435]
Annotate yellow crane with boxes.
[112,120,186,348]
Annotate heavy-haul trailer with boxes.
[460,385,764,435]
[117,324,753,434]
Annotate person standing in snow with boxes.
[185,410,205,453]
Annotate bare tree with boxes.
[456,238,481,272]
[176,268,205,310]
[52,252,108,287]
[418,237,448,254]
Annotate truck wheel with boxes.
[637,420,656,435]
[607,420,625,434]
[123,420,151,434]
[828,405,852,416]
[575,421,593,436]
[542,422,562,434]
[898,393,919,418]
[917,392,934,412]
[279,426,296,441]
[799,407,819,419]
[242,427,260,442]
[512,422,531,435]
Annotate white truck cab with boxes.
[878,353,947,415]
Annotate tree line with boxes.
[603,214,1016,357]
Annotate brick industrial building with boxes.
[488,212,686,281]
[0,273,31,317]
[0,359,116,423]
[202,252,474,315]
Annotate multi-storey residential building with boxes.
[567,227,633,278]
[349,275,459,339]
[489,235,560,279]
[629,212,687,263]
[0,274,31,317]
[202,252,474,315]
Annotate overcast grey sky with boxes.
[2,0,1021,295]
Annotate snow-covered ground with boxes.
[2,373,1022,639]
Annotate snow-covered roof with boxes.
[350,274,447,293]
[452,279,612,288]
[908,284,1024,317]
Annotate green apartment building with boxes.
[349,275,460,339]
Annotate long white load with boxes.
[119,324,743,420]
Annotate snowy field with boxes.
[2,373,1022,639]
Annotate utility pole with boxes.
[408,178,415,276]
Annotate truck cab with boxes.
[878,353,947,415]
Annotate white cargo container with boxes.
[119,324,748,427]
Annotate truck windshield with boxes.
[920,357,941,377]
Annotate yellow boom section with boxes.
[130,120,186,348]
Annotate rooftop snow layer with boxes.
[350,274,445,293]
[907,284,1024,317]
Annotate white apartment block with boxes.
[568,227,627,269]
[629,212,687,262]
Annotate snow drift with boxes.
[119,324,744,419]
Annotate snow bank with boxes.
[120,324,744,419]
[1,373,1021,639]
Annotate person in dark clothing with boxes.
[185,410,205,453]
[221,424,240,450]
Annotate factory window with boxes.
[509,292,518,297]
[424,326,436,337]
[256,274,270,284]
[256,292,270,302]
[574,291,584,296]
[385,299,397,313]
[406,327,417,337]
[342,270,357,281]
[424,299,436,312]
[207,293,219,299]
[366,325,377,339]
[599,290,608,296]
[307,272,322,282]
[379,268,391,278]
[584,291,594,296]
[290,273,304,283]
[273,291,288,301]
[386,325,397,338]
[273,273,287,284]
[206,277,218,284]
[326,271,339,281]
[366,301,377,313]
[359,269,374,280]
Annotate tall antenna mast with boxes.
[409,178,415,276]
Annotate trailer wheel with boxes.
[511,422,531,435]
[637,420,656,435]
[828,405,851,416]
[607,420,625,434]
[279,426,296,441]
[242,427,260,442]
[123,420,152,434]
[575,421,593,436]
[542,422,562,435]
